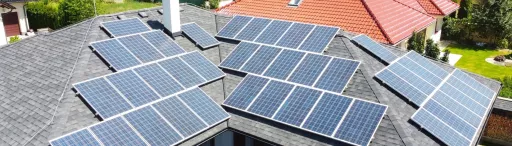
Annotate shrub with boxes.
[8,36,20,44]
[494,55,506,62]
[441,49,450,62]
[27,1,62,29]
[505,53,512,59]
[407,32,424,53]
[498,38,509,49]
[60,0,95,25]
[496,76,512,98]
[484,110,512,142]
[209,0,219,9]
[425,39,440,59]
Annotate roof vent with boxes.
[117,15,127,20]
[138,12,148,18]
[288,0,303,6]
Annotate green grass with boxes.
[97,0,161,15]
[445,44,512,79]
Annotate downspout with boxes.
[23,3,29,34]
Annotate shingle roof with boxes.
[0,4,500,146]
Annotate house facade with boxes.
[0,0,31,45]
[217,0,458,49]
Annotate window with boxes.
[288,0,303,6]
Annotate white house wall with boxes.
[0,2,29,34]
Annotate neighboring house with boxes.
[216,0,458,48]
[0,0,31,45]
[0,3,501,146]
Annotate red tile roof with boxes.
[430,0,459,15]
[417,0,444,15]
[217,0,457,44]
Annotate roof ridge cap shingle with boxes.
[392,0,435,16]
[360,0,393,44]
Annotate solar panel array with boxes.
[101,18,152,37]
[351,34,398,63]
[223,74,387,146]
[216,15,339,53]
[219,41,360,94]
[181,23,220,49]
[50,88,230,146]
[91,30,186,71]
[74,51,225,119]
[375,51,450,106]
[411,69,496,146]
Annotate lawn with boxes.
[445,44,512,79]
[96,0,162,15]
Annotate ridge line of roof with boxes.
[360,0,393,44]
[340,36,411,146]
[428,0,447,15]
[392,0,437,17]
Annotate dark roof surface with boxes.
[0,4,501,146]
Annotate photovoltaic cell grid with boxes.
[351,34,398,63]
[181,23,221,49]
[216,15,339,53]
[73,51,224,119]
[375,51,450,106]
[223,74,387,146]
[101,18,151,37]
[91,30,186,71]
[50,88,230,146]
[411,69,496,146]
[219,42,360,94]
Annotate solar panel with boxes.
[351,35,398,63]
[223,75,387,146]
[90,39,141,71]
[158,57,206,88]
[181,23,221,48]
[123,106,183,146]
[298,26,339,53]
[74,78,133,119]
[117,34,164,63]
[91,30,188,71]
[217,15,338,53]
[179,51,225,82]
[219,42,260,70]
[101,18,151,37]
[217,15,253,39]
[51,88,230,146]
[106,70,160,107]
[333,100,387,146]
[220,42,360,94]
[275,23,315,49]
[235,18,272,41]
[411,69,497,146]
[178,88,230,125]
[314,58,360,93]
[254,20,293,45]
[140,31,186,57]
[287,53,332,86]
[90,117,147,145]
[152,96,208,137]
[50,130,101,146]
[223,75,269,109]
[134,63,184,97]
[375,51,449,106]
[273,86,323,126]
[74,51,225,119]
[241,45,282,74]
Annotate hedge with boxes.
[27,1,62,29]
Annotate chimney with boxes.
[163,0,181,36]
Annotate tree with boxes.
[459,0,473,18]
[470,0,512,43]
[407,32,425,53]
[441,49,450,62]
[60,0,95,25]
[425,39,440,59]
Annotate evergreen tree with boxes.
[441,49,450,62]
[60,0,95,25]
[407,32,425,53]
[425,39,440,59]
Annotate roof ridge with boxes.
[392,0,435,16]
[427,0,447,15]
[360,0,393,44]
[216,0,239,12]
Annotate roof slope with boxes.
[0,4,499,146]
[216,0,436,44]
